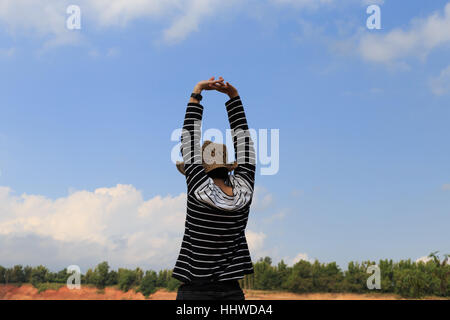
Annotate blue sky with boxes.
[0,0,449,272]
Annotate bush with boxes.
[118,269,137,292]
[84,268,94,285]
[284,260,314,293]
[139,271,158,297]
[31,265,49,287]
[394,268,428,298]
[10,265,26,284]
[35,282,65,294]
[166,277,181,291]
[93,261,110,289]
[0,266,6,284]
[106,270,118,286]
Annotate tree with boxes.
[31,265,49,287]
[106,270,118,286]
[134,267,144,286]
[84,268,94,285]
[394,268,427,298]
[54,268,70,284]
[0,254,448,298]
[427,251,450,296]
[4,268,11,284]
[10,265,26,284]
[93,261,110,289]
[23,266,33,283]
[118,269,137,292]
[252,256,283,290]
[139,270,158,297]
[343,261,366,293]
[277,260,291,291]
[0,266,5,284]
[284,260,313,293]
[312,261,343,293]
[378,259,394,293]
[165,270,181,291]
[166,277,181,291]
[156,269,167,288]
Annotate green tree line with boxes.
[0,261,180,298]
[0,252,448,298]
[238,252,449,298]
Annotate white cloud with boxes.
[262,210,286,224]
[361,0,384,5]
[161,0,237,45]
[245,229,266,251]
[0,0,67,36]
[83,0,240,45]
[0,0,176,35]
[429,65,450,96]
[0,0,240,46]
[251,186,273,211]
[245,229,268,261]
[0,0,80,48]
[442,184,450,190]
[416,255,450,264]
[415,256,432,263]
[270,0,333,9]
[0,184,268,270]
[289,252,314,265]
[0,0,341,47]
[81,0,177,27]
[0,184,187,269]
[357,3,450,64]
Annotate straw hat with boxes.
[176,140,238,175]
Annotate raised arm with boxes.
[211,81,256,191]
[225,94,256,191]
[180,77,225,193]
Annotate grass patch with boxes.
[35,282,65,294]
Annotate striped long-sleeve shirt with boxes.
[172,95,256,283]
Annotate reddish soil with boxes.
[0,284,146,300]
[0,284,444,300]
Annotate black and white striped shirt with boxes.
[172,95,256,283]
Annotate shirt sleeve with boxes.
[180,102,209,194]
[225,95,256,192]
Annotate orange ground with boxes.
[0,284,444,300]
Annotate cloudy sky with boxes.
[1,0,449,272]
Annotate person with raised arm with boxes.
[173,76,256,300]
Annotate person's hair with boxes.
[207,167,229,180]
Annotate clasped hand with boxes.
[194,76,239,99]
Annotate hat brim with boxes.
[176,161,238,176]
